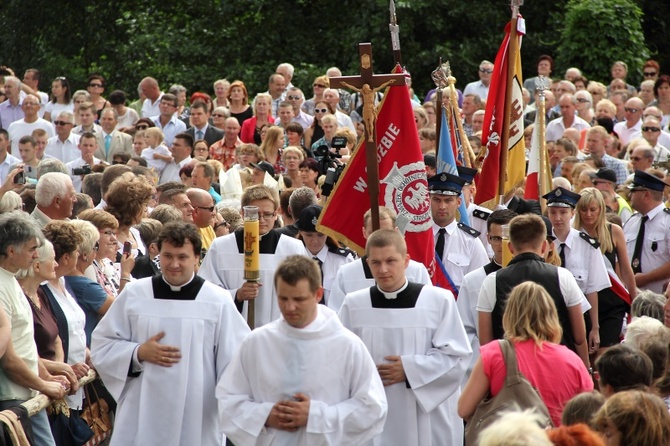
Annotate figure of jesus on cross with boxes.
[328,43,405,230]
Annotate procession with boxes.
[0,0,669,445]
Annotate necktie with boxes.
[313,256,324,303]
[435,228,446,260]
[559,243,567,268]
[104,134,112,157]
[196,130,204,140]
[631,215,649,274]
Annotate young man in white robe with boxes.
[328,206,431,312]
[217,255,388,445]
[91,222,250,446]
[199,185,306,328]
[339,229,472,446]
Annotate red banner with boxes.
[317,82,437,281]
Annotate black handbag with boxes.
[48,399,94,446]
[464,339,554,445]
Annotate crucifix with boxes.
[328,42,406,230]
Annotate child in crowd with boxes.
[141,127,172,174]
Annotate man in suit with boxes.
[185,102,223,147]
[95,108,133,164]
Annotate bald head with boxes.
[140,77,160,101]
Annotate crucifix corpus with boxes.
[328,42,406,231]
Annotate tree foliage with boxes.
[556,0,649,85]
[0,0,661,101]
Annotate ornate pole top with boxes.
[431,59,451,89]
[535,76,550,97]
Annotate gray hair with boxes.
[0,211,43,261]
[68,220,99,255]
[212,106,230,119]
[277,63,294,77]
[323,88,339,99]
[55,111,74,124]
[16,239,55,280]
[0,191,23,214]
[72,90,91,102]
[288,186,317,219]
[168,84,187,96]
[36,158,68,179]
[3,76,20,89]
[575,90,593,108]
[631,290,666,323]
[35,172,72,206]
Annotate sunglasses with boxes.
[54,120,72,126]
[195,205,215,212]
[479,68,493,74]
[136,125,149,130]
[314,108,328,113]
[644,71,657,77]
[89,83,103,88]
[212,114,225,118]
[287,95,301,100]
[624,107,640,113]
[629,157,644,161]
[313,84,327,88]
[642,126,660,132]
[576,98,590,103]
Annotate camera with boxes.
[13,171,25,184]
[331,136,347,150]
[72,164,91,176]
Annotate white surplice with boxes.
[90,277,250,446]
[217,305,388,446]
[339,284,472,446]
[198,231,306,327]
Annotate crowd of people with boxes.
[0,56,668,446]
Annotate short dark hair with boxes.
[285,122,304,136]
[486,209,518,231]
[595,344,653,392]
[18,135,36,147]
[175,132,194,148]
[274,255,321,292]
[190,101,209,114]
[130,155,148,167]
[509,214,546,251]
[537,54,554,71]
[108,90,127,106]
[156,221,202,256]
[161,93,178,108]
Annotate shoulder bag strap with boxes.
[499,339,523,386]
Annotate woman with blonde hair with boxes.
[458,281,593,426]
[281,146,304,187]
[260,126,286,175]
[593,390,670,445]
[302,75,330,116]
[574,187,636,356]
[413,106,429,131]
[240,93,273,145]
[212,79,230,109]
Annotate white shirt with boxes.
[66,156,103,192]
[623,203,670,294]
[0,153,21,184]
[307,245,354,305]
[433,220,489,289]
[7,118,55,153]
[463,80,489,101]
[141,93,164,118]
[545,115,592,142]
[45,133,81,163]
[141,145,171,173]
[335,110,356,133]
[613,119,642,146]
[552,228,611,295]
[159,156,191,185]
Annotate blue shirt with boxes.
[64,276,108,346]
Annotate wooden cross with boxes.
[328,42,406,231]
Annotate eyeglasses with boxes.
[160,102,176,107]
[213,221,230,230]
[88,83,103,88]
[479,68,493,74]
[212,114,225,118]
[644,71,657,77]
[102,230,117,237]
[136,125,149,130]
[287,95,301,100]
[53,120,72,126]
[313,84,327,88]
[624,107,640,113]
[642,126,660,132]
[314,108,328,113]
[195,205,215,212]
[260,212,277,220]
[22,102,39,107]
[576,98,590,103]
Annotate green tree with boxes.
[556,0,649,85]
